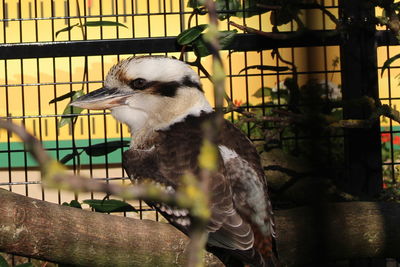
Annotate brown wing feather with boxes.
[123,113,274,266]
[219,120,276,260]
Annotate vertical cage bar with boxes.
[339,1,383,195]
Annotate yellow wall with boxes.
[0,0,342,143]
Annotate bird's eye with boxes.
[130,78,147,90]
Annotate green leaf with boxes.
[62,200,82,209]
[187,0,205,8]
[0,255,9,267]
[82,20,127,28]
[235,0,269,18]
[381,53,400,77]
[49,91,77,104]
[219,30,237,49]
[270,4,300,26]
[253,87,273,98]
[177,24,209,45]
[192,30,237,57]
[55,23,79,38]
[193,37,211,57]
[215,0,241,20]
[83,199,138,213]
[59,149,83,164]
[84,141,130,157]
[239,65,289,74]
[58,90,85,128]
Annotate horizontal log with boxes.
[1,189,400,266]
[0,189,222,267]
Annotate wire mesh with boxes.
[1,0,397,266]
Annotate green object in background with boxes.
[0,138,129,168]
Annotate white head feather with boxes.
[105,56,213,146]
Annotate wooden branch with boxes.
[276,202,400,266]
[2,189,400,266]
[0,189,222,267]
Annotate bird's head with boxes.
[71,56,213,136]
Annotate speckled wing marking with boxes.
[123,113,275,266]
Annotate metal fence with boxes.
[0,0,399,266]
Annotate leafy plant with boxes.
[83,199,138,213]
[63,199,138,213]
[0,255,34,267]
[56,21,127,38]
[177,25,237,57]
[56,90,85,128]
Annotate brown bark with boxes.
[275,202,400,266]
[1,189,400,266]
[0,189,222,267]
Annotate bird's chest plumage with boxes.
[122,120,203,187]
[123,113,275,266]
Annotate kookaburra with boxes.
[71,56,277,267]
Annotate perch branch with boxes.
[0,189,222,267]
[1,189,400,266]
[0,120,211,267]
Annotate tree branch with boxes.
[2,189,400,266]
[0,188,222,267]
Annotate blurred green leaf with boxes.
[49,91,77,104]
[253,87,273,98]
[215,0,241,20]
[82,21,127,28]
[62,200,82,209]
[381,53,400,77]
[239,65,289,74]
[55,23,79,38]
[187,0,206,8]
[270,3,300,26]
[177,24,209,45]
[193,37,211,57]
[84,140,130,157]
[219,29,237,49]
[235,0,270,18]
[0,255,9,267]
[192,30,237,57]
[59,149,83,165]
[83,199,138,213]
[58,90,85,128]
[62,200,83,209]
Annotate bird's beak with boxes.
[70,87,134,110]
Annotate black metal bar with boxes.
[339,1,383,197]
[0,32,342,60]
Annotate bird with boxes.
[71,56,277,267]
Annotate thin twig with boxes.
[256,4,281,10]
[239,116,291,123]
[186,58,212,80]
[229,21,300,40]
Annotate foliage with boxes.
[56,90,85,128]
[177,25,237,57]
[379,130,400,201]
[64,198,138,213]
[82,199,138,213]
[55,21,127,38]
[0,255,34,267]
